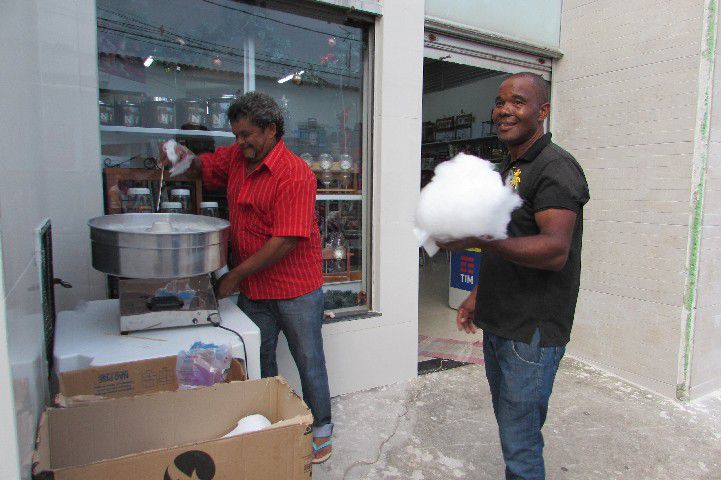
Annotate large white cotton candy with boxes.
[415,153,522,255]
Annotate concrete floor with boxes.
[314,357,721,479]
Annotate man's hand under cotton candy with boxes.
[438,235,496,252]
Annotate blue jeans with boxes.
[483,329,565,480]
[237,288,333,438]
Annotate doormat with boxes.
[418,335,485,365]
[418,358,469,375]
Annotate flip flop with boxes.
[312,438,333,464]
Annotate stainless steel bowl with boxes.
[88,213,230,278]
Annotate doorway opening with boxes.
[417,33,552,374]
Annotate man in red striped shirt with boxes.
[161,92,333,464]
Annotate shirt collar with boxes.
[240,139,286,175]
[500,132,552,173]
[517,132,552,163]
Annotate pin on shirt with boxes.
[510,167,522,189]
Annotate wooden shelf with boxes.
[103,167,203,215]
[310,165,360,174]
[312,168,361,192]
[322,247,353,282]
[323,273,362,284]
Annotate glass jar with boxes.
[160,201,183,214]
[319,153,334,189]
[170,188,191,213]
[116,100,141,127]
[319,153,333,171]
[142,96,175,128]
[99,99,115,125]
[176,98,207,128]
[339,153,353,190]
[307,118,319,146]
[339,153,353,171]
[300,153,314,167]
[339,172,352,190]
[200,201,219,217]
[208,94,235,131]
[125,187,153,213]
[324,230,347,273]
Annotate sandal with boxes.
[312,437,333,464]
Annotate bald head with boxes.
[492,72,551,153]
[504,72,550,107]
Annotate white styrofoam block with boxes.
[54,298,262,380]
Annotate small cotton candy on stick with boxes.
[164,139,179,163]
[163,139,194,177]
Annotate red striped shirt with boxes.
[200,140,323,300]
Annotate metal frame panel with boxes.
[424,29,552,80]
[425,16,562,60]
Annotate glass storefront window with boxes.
[96,0,370,314]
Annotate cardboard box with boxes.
[33,377,313,480]
[56,355,246,405]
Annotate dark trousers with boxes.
[237,288,333,437]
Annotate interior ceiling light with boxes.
[143,55,154,67]
[278,70,304,84]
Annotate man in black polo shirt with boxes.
[441,72,589,479]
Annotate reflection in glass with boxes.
[339,153,353,190]
[324,230,347,273]
[97,0,368,310]
[300,152,314,167]
[319,153,333,170]
[319,153,334,189]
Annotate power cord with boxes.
[206,312,249,379]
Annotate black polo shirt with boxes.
[473,133,590,346]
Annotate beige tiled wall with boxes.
[553,0,706,398]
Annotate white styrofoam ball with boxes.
[222,414,272,438]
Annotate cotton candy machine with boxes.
[88,213,230,333]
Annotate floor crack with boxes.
[341,386,423,479]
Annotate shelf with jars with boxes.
[421,135,507,171]
[95,0,370,313]
[316,196,362,285]
[421,113,507,165]
[299,152,361,194]
[98,89,240,144]
[421,134,498,147]
[103,167,204,215]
